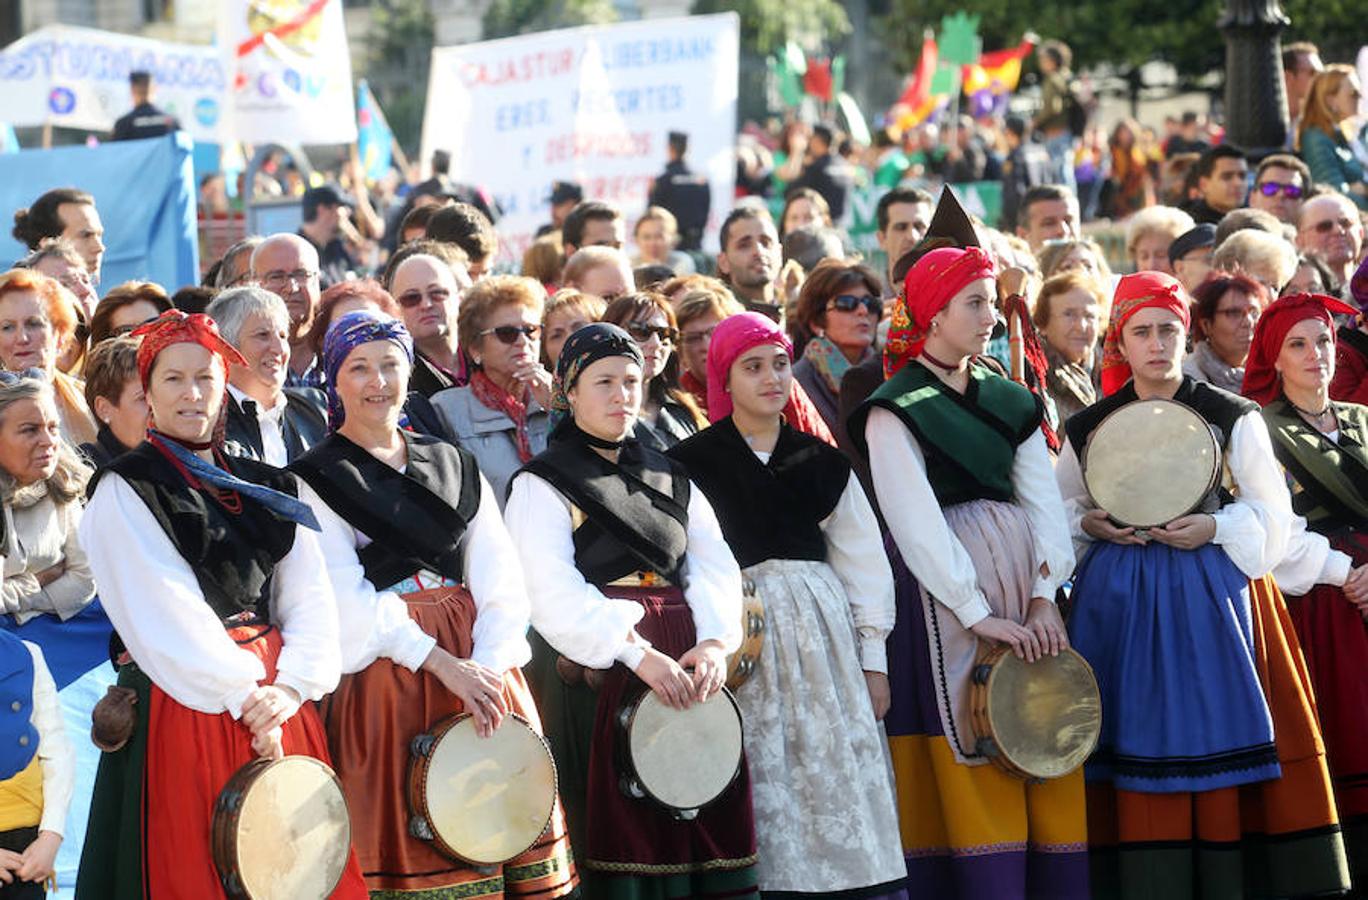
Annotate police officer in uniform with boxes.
[648,131,710,251]
[110,71,181,142]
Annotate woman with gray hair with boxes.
[207,285,327,465]
[0,373,104,892]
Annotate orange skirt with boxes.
[1086,575,1350,900]
[320,586,577,898]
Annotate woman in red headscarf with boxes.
[75,311,367,899]
[1243,291,1368,890]
[846,247,1088,900]
[1055,275,1350,899]
[667,313,906,899]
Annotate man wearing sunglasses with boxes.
[1297,192,1365,291]
[1249,154,1310,225]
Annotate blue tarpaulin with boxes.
[0,132,199,291]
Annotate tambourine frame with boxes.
[1080,398,1220,529]
[407,711,558,868]
[212,755,351,900]
[616,685,744,819]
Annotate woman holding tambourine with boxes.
[74,311,368,898]
[505,323,758,898]
[1055,272,1350,899]
[668,312,905,899]
[847,246,1089,900]
[290,311,577,898]
[1241,291,1368,893]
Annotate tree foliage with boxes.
[879,0,1361,88]
[482,0,619,41]
[365,0,435,154]
[692,0,851,56]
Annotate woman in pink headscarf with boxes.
[845,247,1087,900]
[668,312,906,899]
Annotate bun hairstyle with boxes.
[11,188,94,250]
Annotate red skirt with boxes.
[1285,532,1368,821]
[143,624,368,899]
[584,586,757,874]
[320,586,577,898]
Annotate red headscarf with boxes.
[1100,271,1191,396]
[884,246,996,378]
[1240,292,1358,406]
[706,312,793,422]
[132,309,246,390]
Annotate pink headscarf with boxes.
[705,312,794,423]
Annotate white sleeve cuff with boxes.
[858,633,888,674]
[389,621,438,673]
[1323,550,1353,588]
[950,594,993,630]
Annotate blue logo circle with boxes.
[48,87,75,115]
[194,97,220,127]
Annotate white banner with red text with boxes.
[420,14,739,262]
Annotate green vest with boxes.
[1261,399,1368,531]
[851,360,1043,506]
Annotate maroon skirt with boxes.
[1284,532,1368,824]
[583,586,757,874]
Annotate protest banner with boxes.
[0,133,200,292]
[421,14,740,261]
[217,0,357,145]
[0,25,226,142]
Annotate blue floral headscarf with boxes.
[322,310,414,430]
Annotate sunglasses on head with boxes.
[828,294,881,316]
[479,324,539,344]
[627,322,678,343]
[1257,181,1304,199]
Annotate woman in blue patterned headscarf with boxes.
[292,308,580,898]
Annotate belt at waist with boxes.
[603,571,674,589]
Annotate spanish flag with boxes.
[962,37,1035,97]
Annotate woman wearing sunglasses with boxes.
[601,292,706,450]
[791,260,883,438]
[432,276,551,508]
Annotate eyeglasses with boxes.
[1257,181,1304,199]
[259,269,319,290]
[479,324,539,344]
[681,327,716,347]
[397,288,450,309]
[1311,217,1357,235]
[827,294,881,316]
[626,322,678,343]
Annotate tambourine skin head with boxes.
[624,688,744,813]
[409,713,558,867]
[214,756,351,900]
[978,649,1102,781]
[1081,399,1220,529]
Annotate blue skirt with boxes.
[1069,541,1280,793]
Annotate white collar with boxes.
[227,383,288,421]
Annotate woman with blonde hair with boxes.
[1124,205,1195,274]
[0,270,97,446]
[631,206,696,275]
[1298,64,1368,209]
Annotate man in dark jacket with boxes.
[788,123,855,221]
[1000,115,1052,231]
[647,131,711,251]
[110,71,180,142]
[207,287,328,465]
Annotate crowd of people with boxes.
[0,30,1365,900]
